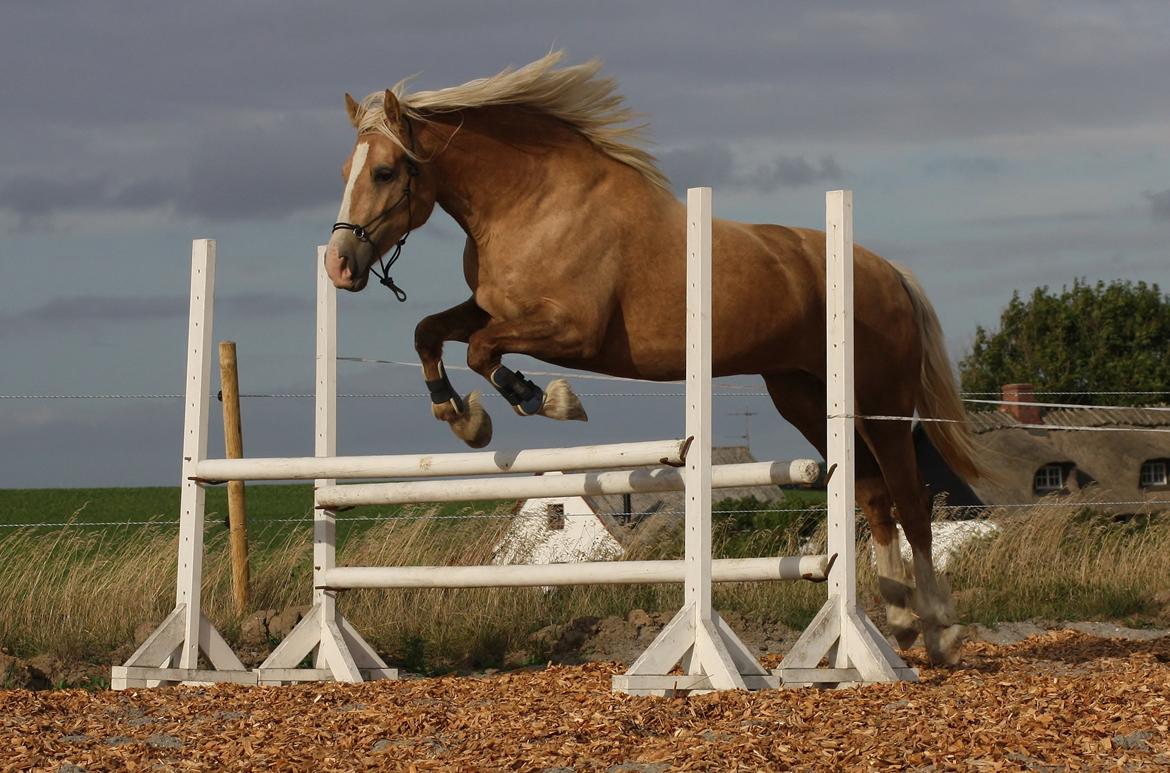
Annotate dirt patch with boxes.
[2,630,1169,770]
[531,609,802,666]
[532,612,1169,668]
[0,652,107,691]
[8,614,1168,690]
[967,620,1169,647]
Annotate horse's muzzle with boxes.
[324,246,370,291]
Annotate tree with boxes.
[959,279,1170,407]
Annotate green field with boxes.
[0,485,827,543]
[0,485,517,550]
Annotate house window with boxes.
[1141,460,1168,488]
[546,503,565,531]
[1033,464,1066,494]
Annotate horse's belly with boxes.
[582,266,816,380]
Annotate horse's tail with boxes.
[893,264,985,481]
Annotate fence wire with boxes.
[4,391,1166,412]
[7,498,1170,531]
[3,366,1168,530]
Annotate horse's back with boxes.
[707,220,919,378]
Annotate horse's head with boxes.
[325,90,437,292]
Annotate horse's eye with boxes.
[373,166,397,183]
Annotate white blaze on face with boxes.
[337,142,370,223]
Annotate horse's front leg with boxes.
[414,298,494,448]
[465,311,590,423]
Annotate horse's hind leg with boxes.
[863,486,919,650]
[414,298,494,448]
[464,311,590,423]
[762,372,918,649]
[860,419,964,664]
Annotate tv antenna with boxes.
[727,408,758,449]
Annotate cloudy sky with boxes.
[1,1,1167,488]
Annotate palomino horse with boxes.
[324,52,982,665]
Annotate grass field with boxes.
[0,485,515,550]
[2,485,1168,676]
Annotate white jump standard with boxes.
[111,241,248,690]
[112,187,913,693]
[775,191,917,687]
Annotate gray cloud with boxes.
[656,143,736,190]
[1145,190,1170,221]
[0,174,174,227]
[924,156,1009,179]
[962,210,1112,228]
[740,156,844,191]
[658,143,843,194]
[177,120,343,221]
[1,1,1166,231]
[0,292,309,336]
[0,115,345,229]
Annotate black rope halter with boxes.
[331,117,420,302]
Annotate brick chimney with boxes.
[1000,383,1043,424]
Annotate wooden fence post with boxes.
[218,340,250,616]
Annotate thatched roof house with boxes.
[959,384,1170,515]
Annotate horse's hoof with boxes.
[882,601,918,649]
[431,396,464,423]
[925,624,965,665]
[893,626,919,650]
[450,391,493,448]
[537,378,588,421]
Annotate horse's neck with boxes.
[425,107,611,242]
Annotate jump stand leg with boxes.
[112,240,247,689]
[613,189,776,695]
[776,191,916,688]
[255,247,396,685]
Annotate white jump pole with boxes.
[322,555,829,590]
[112,240,246,689]
[613,187,779,695]
[194,438,691,482]
[775,191,917,686]
[314,459,820,508]
[255,249,396,685]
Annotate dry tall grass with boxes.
[944,495,1170,623]
[2,497,1167,670]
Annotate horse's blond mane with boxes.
[355,51,670,191]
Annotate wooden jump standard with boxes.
[111,188,913,693]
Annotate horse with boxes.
[323,51,983,665]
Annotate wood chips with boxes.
[2,630,1168,771]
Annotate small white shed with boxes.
[492,446,788,567]
[490,483,625,567]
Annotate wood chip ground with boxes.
[2,630,1169,771]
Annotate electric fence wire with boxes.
[4,358,1168,529]
[6,499,1170,530]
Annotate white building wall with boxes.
[492,493,624,566]
[882,521,1001,571]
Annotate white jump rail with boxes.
[322,555,830,590]
[194,438,691,481]
[315,459,820,508]
[113,187,915,694]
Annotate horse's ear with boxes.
[383,89,402,126]
[344,93,361,128]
